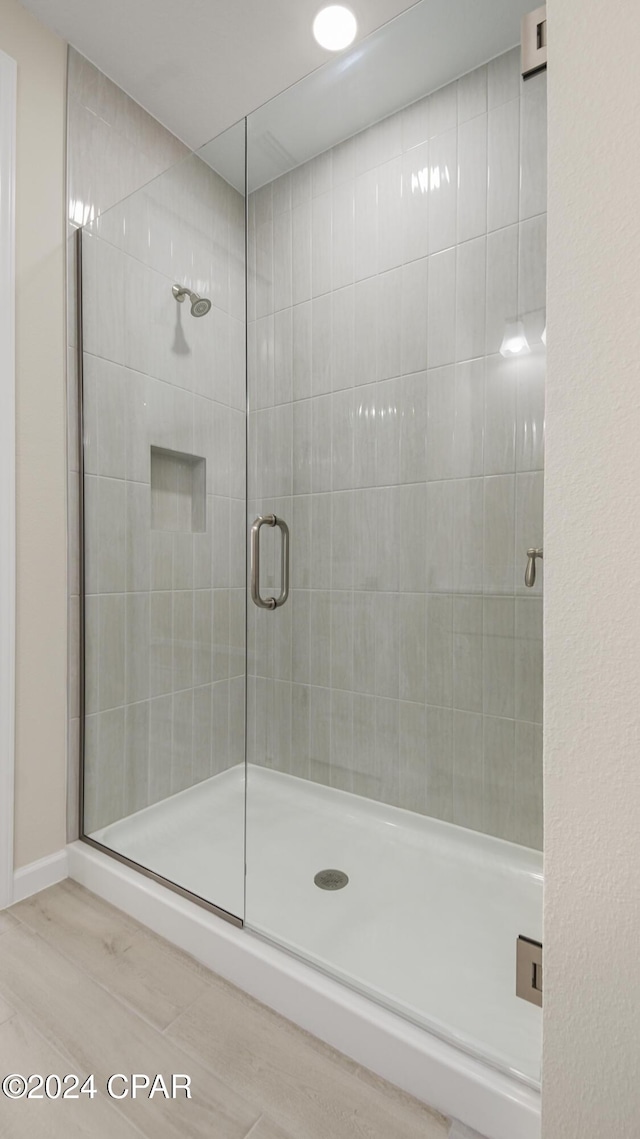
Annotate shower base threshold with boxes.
[87,764,542,1117]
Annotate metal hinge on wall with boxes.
[522,6,547,79]
[516,935,543,1007]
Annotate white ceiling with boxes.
[18,0,423,150]
[241,0,531,191]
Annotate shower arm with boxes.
[172,284,195,303]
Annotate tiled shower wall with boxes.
[81,159,245,833]
[67,51,246,834]
[67,49,191,839]
[67,50,189,229]
[247,49,545,848]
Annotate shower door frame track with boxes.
[75,226,243,930]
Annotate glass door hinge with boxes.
[516,935,543,1007]
[522,6,547,79]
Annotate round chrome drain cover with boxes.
[314,869,349,891]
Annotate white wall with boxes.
[0,0,67,870]
[543,0,640,1133]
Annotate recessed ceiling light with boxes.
[313,6,357,52]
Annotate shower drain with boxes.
[314,869,349,891]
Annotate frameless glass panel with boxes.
[246,0,544,1083]
[80,121,247,922]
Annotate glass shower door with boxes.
[245,0,545,1086]
[80,122,247,922]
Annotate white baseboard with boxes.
[67,839,540,1139]
[13,849,68,904]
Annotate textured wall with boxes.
[0,0,67,869]
[247,49,546,848]
[543,0,640,1134]
[81,153,245,833]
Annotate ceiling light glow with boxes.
[313,6,357,51]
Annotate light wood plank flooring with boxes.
[0,881,450,1138]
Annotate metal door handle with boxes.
[525,547,543,588]
[250,514,289,610]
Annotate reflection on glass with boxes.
[245,0,545,1085]
[81,123,247,922]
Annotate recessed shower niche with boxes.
[150,446,206,533]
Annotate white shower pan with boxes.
[75,764,542,1139]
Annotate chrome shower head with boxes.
[172,284,211,317]
[191,296,211,317]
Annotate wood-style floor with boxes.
[0,881,450,1138]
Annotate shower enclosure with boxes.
[78,0,545,1096]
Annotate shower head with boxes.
[191,296,211,317]
[172,284,211,317]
